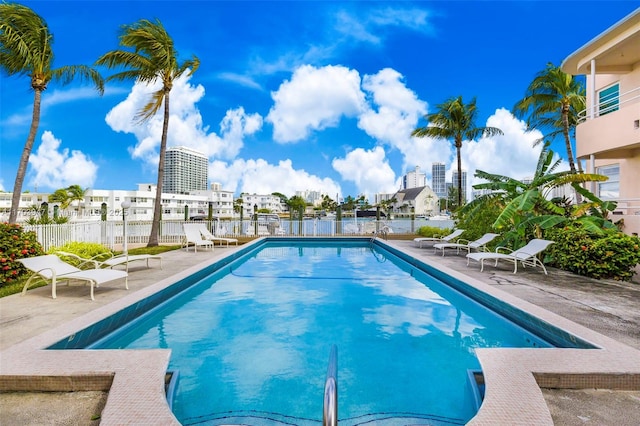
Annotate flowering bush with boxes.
[544,224,640,281]
[0,223,44,285]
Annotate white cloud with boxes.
[335,7,433,44]
[105,73,263,166]
[28,131,97,190]
[217,72,263,90]
[0,179,4,191]
[209,158,342,197]
[460,108,544,199]
[357,68,440,173]
[332,146,397,198]
[266,65,367,143]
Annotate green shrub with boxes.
[544,224,640,281]
[0,223,45,285]
[416,226,452,238]
[48,242,113,268]
[455,201,502,245]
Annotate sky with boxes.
[1,1,638,202]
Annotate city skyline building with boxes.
[402,166,426,190]
[452,169,468,202]
[432,162,446,198]
[162,146,208,194]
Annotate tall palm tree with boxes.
[513,63,585,173]
[0,2,104,223]
[96,19,199,246]
[412,96,503,208]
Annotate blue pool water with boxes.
[89,241,554,425]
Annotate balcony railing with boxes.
[578,86,640,123]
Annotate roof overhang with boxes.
[561,8,640,75]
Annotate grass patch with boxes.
[0,278,46,298]
[118,245,182,256]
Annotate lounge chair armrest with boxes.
[55,251,99,269]
[456,238,471,245]
[495,246,514,254]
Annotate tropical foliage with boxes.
[0,2,104,224]
[462,142,611,248]
[513,63,585,173]
[544,224,640,281]
[412,96,503,207]
[96,18,199,247]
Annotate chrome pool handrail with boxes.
[323,344,338,426]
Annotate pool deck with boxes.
[1,238,639,425]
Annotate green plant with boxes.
[0,222,44,285]
[48,242,113,268]
[455,200,502,245]
[544,224,640,281]
[416,226,452,238]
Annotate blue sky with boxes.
[1,1,637,201]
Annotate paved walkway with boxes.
[1,239,639,425]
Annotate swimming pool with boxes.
[51,239,595,425]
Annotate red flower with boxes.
[3,266,9,271]
[11,270,17,275]
[21,249,28,255]
[581,246,587,251]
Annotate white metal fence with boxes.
[24,218,455,252]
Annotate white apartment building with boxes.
[296,189,323,206]
[163,146,208,194]
[0,183,236,222]
[241,193,286,215]
[403,166,426,190]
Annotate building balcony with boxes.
[576,85,640,159]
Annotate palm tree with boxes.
[412,96,503,208]
[0,2,104,223]
[48,188,71,209]
[96,19,199,246]
[513,63,585,173]
[66,184,87,216]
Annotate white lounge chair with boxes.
[197,224,238,246]
[413,229,465,248]
[18,254,128,300]
[182,223,215,252]
[466,239,555,274]
[434,233,500,257]
[55,251,162,273]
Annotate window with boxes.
[598,83,619,116]
[596,164,619,199]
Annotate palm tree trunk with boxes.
[456,138,463,208]
[562,105,576,173]
[9,89,42,223]
[147,92,170,247]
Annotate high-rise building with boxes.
[451,169,468,202]
[432,162,446,198]
[403,166,426,189]
[163,146,208,194]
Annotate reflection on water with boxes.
[94,242,550,424]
